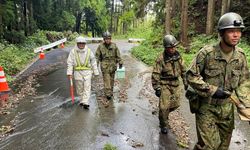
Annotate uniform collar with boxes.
[214,43,241,63]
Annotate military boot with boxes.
[106,94,113,101]
[161,127,168,134]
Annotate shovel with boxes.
[69,76,75,104]
[230,96,250,121]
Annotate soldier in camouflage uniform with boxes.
[186,12,250,150]
[152,34,187,134]
[95,31,123,100]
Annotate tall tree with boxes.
[180,0,189,52]
[221,0,230,15]
[23,0,29,36]
[206,0,215,35]
[165,0,172,34]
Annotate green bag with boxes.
[185,86,200,114]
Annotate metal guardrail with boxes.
[34,38,67,53]
[128,38,145,43]
[85,37,103,43]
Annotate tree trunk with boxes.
[23,0,28,36]
[227,0,231,12]
[28,0,34,34]
[165,0,172,34]
[123,22,127,34]
[91,25,95,37]
[171,0,176,16]
[0,14,2,38]
[206,0,215,35]
[75,11,82,33]
[85,20,88,35]
[181,0,189,52]
[110,0,114,33]
[221,0,230,15]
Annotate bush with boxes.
[4,30,26,44]
[132,34,250,68]
[103,143,117,150]
[0,30,50,80]
[46,31,64,42]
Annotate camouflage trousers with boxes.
[102,71,115,98]
[159,84,181,128]
[194,102,234,150]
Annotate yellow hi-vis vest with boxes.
[74,48,91,71]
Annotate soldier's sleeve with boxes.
[90,50,99,76]
[179,57,188,88]
[95,45,101,66]
[235,54,250,107]
[115,44,123,65]
[67,49,75,76]
[186,50,217,97]
[151,58,161,90]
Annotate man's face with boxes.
[104,37,111,45]
[223,28,242,46]
[165,46,176,55]
[77,43,86,49]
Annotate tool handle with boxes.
[69,76,74,104]
[230,96,246,109]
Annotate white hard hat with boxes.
[76,36,87,43]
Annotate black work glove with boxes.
[119,64,123,69]
[212,87,231,99]
[155,88,161,97]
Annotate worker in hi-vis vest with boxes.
[67,36,99,109]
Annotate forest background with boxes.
[0,0,250,82]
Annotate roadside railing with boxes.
[34,38,67,53]
[128,38,145,43]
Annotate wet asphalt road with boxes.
[0,40,250,150]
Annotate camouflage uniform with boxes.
[152,51,187,129]
[186,44,249,150]
[95,42,123,99]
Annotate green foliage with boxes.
[238,38,250,65]
[132,44,162,65]
[64,31,79,41]
[189,34,217,54]
[114,20,154,39]
[131,26,164,66]
[45,31,64,42]
[0,30,50,79]
[4,30,26,44]
[56,11,76,31]
[0,45,33,76]
[22,30,50,48]
[0,1,15,26]
[103,143,117,150]
[132,33,250,68]
[120,10,135,24]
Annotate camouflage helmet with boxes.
[163,34,179,48]
[218,12,245,31]
[103,31,111,39]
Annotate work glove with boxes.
[119,64,123,69]
[212,87,231,99]
[155,88,161,98]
